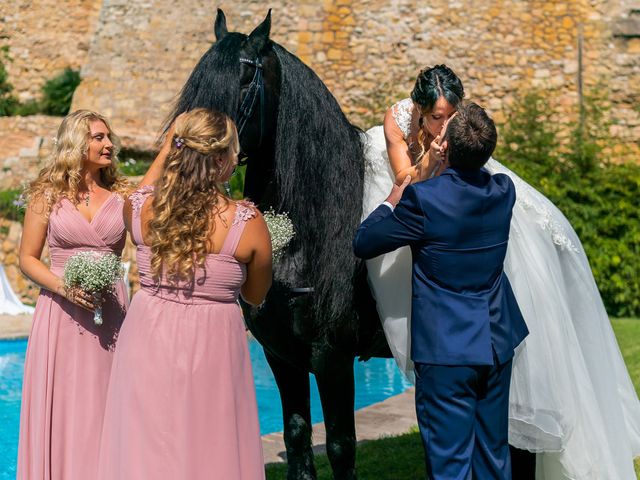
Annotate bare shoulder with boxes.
[233,201,269,262]
[24,192,52,224]
[383,108,405,142]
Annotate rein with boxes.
[236,57,312,298]
[236,57,266,165]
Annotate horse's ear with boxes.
[214,8,228,41]
[247,9,271,54]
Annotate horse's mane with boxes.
[273,44,365,333]
[164,33,244,130]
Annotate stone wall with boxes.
[0,116,61,189]
[0,219,39,305]
[69,0,640,161]
[0,0,102,102]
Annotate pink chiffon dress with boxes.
[97,186,264,480]
[17,193,129,480]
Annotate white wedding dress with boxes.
[362,98,640,479]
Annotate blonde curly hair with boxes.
[149,108,239,282]
[24,109,129,214]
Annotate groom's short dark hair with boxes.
[445,102,497,170]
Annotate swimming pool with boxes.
[0,338,410,478]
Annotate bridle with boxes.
[235,57,314,295]
[236,57,266,166]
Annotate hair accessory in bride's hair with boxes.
[174,137,185,149]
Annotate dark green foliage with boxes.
[496,90,560,179]
[11,99,42,116]
[0,47,80,117]
[0,189,25,223]
[565,86,610,174]
[119,158,152,177]
[40,68,81,116]
[227,164,246,200]
[0,46,19,116]
[118,149,156,177]
[496,89,640,317]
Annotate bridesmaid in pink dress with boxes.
[17,110,130,479]
[98,108,272,479]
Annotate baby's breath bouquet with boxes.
[63,252,123,325]
[263,209,295,261]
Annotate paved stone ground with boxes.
[0,313,32,339]
[0,313,418,466]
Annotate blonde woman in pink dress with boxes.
[17,110,130,480]
[98,108,272,480]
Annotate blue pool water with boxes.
[0,338,410,478]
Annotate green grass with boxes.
[266,318,640,479]
[266,431,426,479]
[611,319,640,394]
[611,319,640,478]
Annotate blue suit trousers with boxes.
[415,358,513,480]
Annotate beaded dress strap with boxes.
[128,185,154,245]
[219,200,257,256]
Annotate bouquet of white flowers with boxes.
[263,209,295,261]
[63,252,123,325]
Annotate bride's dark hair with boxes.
[411,65,465,161]
[411,64,465,112]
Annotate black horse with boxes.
[165,9,536,480]
[166,9,389,480]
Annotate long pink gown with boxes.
[97,187,265,480]
[17,193,129,480]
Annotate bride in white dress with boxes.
[362,65,640,479]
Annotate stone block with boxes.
[298,31,312,43]
[613,17,640,38]
[626,38,640,54]
[561,16,575,29]
[327,48,342,60]
[3,240,13,253]
[5,252,17,265]
[322,31,335,43]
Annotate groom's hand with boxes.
[385,175,412,208]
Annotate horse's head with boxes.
[167,9,281,203]
[213,9,280,162]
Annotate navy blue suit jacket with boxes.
[353,167,528,366]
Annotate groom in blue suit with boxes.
[353,102,528,479]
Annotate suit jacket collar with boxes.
[440,166,489,182]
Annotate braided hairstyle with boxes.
[410,65,465,161]
[149,108,239,282]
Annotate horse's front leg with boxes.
[265,350,317,480]
[313,348,357,480]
